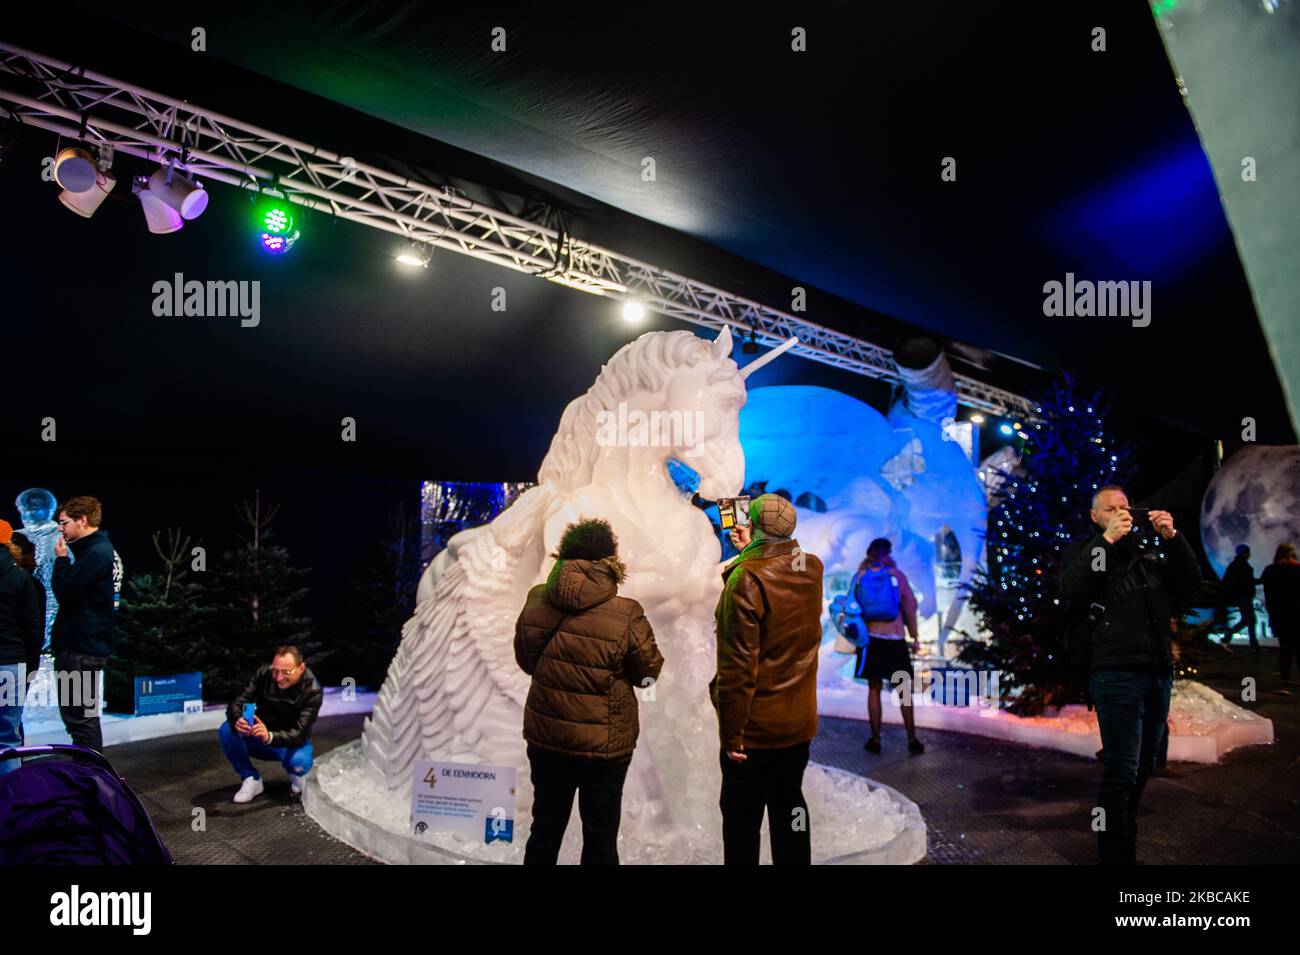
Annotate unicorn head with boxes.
[538,327,757,503]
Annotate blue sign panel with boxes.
[134,672,203,716]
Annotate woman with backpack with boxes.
[849,537,923,755]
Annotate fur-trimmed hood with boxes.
[544,556,627,611]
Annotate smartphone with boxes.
[1128,508,1153,523]
[242,702,257,727]
[717,496,751,530]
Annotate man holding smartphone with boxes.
[1059,485,1201,865]
[710,493,824,865]
[220,646,322,803]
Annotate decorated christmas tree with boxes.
[957,378,1134,715]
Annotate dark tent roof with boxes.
[3,0,1293,485]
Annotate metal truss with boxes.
[0,40,1035,416]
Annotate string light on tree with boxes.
[957,377,1135,715]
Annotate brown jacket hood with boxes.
[545,556,629,612]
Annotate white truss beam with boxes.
[0,41,1035,416]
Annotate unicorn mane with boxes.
[537,330,741,491]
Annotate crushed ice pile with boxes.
[1010,680,1258,736]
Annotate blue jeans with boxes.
[0,663,25,776]
[1089,669,1172,865]
[218,720,313,781]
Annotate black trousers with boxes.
[719,740,811,865]
[524,745,631,865]
[54,652,106,752]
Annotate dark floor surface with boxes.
[98,643,1299,864]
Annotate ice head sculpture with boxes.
[14,487,61,650]
[16,488,57,527]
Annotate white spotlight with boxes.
[58,169,117,218]
[148,165,208,220]
[622,300,646,322]
[395,241,431,268]
[133,175,183,234]
[54,146,98,193]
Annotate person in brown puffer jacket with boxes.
[514,517,663,865]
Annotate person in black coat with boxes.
[11,533,46,647]
[1219,545,1261,652]
[220,646,323,803]
[1059,486,1201,866]
[49,496,118,753]
[0,521,43,775]
[1261,544,1300,693]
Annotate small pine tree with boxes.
[316,504,421,689]
[106,529,209,712]
[957,378,1135,715]
[198,491,313,701]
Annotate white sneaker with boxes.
[233,776,264,804]
[290,773,306,796]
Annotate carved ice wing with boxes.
[361,487,549,788]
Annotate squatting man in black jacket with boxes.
[220,646,323,803]
[1060,485,1200,865]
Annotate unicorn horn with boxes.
[739,336,800,380]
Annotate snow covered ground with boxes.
[818,642,1273,763]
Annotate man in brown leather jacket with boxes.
[514,518,663,865]
[710,493,824,865]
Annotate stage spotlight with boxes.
[58,169,116,218]
[742,328,759,354]
[53,146,98,193]
[622,300,646,322]
[395,241,431,268]
[260,229,300,255]
[254,198,301,255]
[969,413,985,424]
[999,423,1015,436]
[133,175,183,234]
[148,165,208,220]
[259,202,295,235]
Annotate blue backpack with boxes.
[853,565,900,622]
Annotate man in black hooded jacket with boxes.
[1060,486,1201,865]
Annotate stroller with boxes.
[0,744,173,864]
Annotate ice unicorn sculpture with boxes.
[345,328,925,867]
[364,329,773,834]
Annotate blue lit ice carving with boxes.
[14,488,59,651]
[738,386,986,631]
